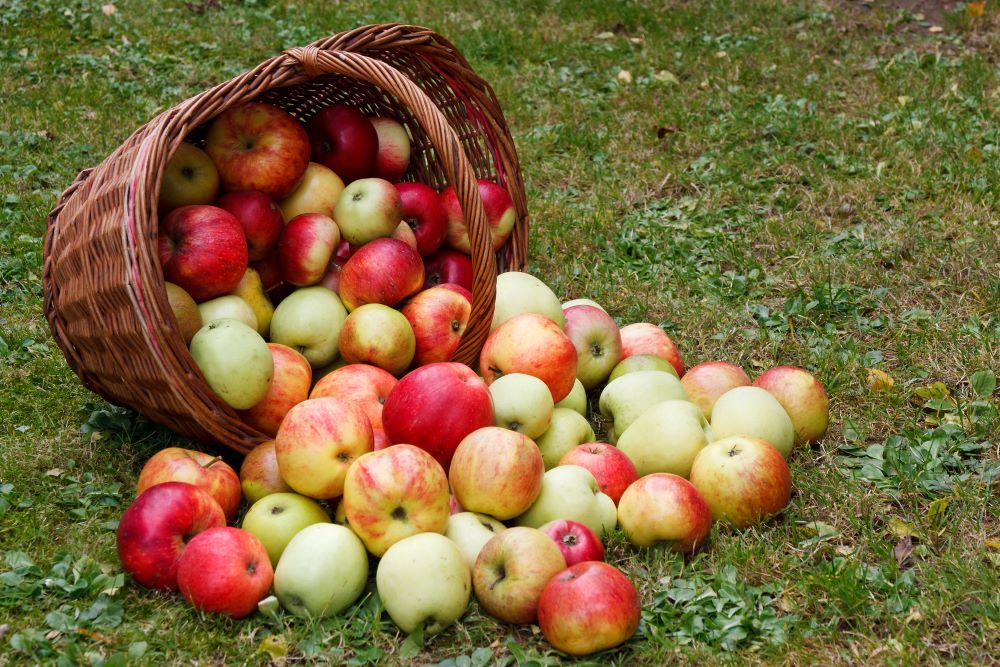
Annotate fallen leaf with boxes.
[928,25,944,33]
[888,517,922,539]
[629,36,644,45]
[655,70,679,85]
[656,126,679,139]
[905,607,924,623]
[595,31,615,40]
[45,468,64,477]
[985,538,1000,552]
[894,536,915,569]
[867,368,895,393]
[968,146,984,163]
[257,635,288,662]
[927,497,950,527]
[967,1,986,18]
[897,96,911,106]
[101,3,116,15]
[617,70,633,85]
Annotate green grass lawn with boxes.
[2,0,999,664]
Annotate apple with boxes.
[230,268,275,336]
[554,378,587,417]
[711,386,796,458]
[616,400,712,479]
[449,427,545,520]
[472,526,566,625]
[681,361,752,420]
[371,117,411,182]
[515,465,618,537]
[164,281,202,345]
[307,104,378,183]
[338,237,424,310]
[159,142,219,212]
[445,511,506,569]
[237,343,312,438]
[197,294,257,330]
[598,370,688,443]
[563,304,622,390]
[333,177,402,245]
[488,373,554,439]
[490,271,564,330]
[481,313,577,403]
[436,282,473,304]
[342,444,451,556]
[423,248,473,291]
[205,101,310,199]
[116,482,226,590]
[536,407,596,469]
[239,439,292,503]
[537,562,640,656]
[619,322,685,377]
[310,363,397,431]
[272,523,368,618]
[189,318,273,410]
[337,304,416,376]
[608,353,678,381]
[753,365,829,443]
[268,286,348,368]
[251,252,293,304]
[689,435,792,528]
[562,298,605,311]
[136,446,242,522]
[376,533,471,634]
[158,205,248,302]
[216,190,284,262]
[175,527,272,619]
[381,362,495,469]
[277,161,345,221]
[616,473,712,553]
[558,442,638,505]
[241,492,331,566]
[401,285,471,366]
[395,181,447,256]
[441,179,516,253]
[275,397,373,499]
[538,519,605,566]
[391,220,419,251]
[277,213,340,287]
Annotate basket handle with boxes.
[282,45,497,365]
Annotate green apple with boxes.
[554,378,587,417]
[230,267,275,337]
[535,408,596,469]
[608,354,679,382]
[272,523,368,618]
[189,318,273,409]
[241,492,331,567]
[599,370,687,443]
[197,294,257,330]
[445,511,507,569]
[158,142,219,212]
[562,298,605,312]
[515,465,617,537]
[269,286,348,368]
[491,271,564,330]
[616,399,712,478]
[489,373,554,439]
[711,386,795,458]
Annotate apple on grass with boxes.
[441,179,516,253]
[753,365,830,443]
[239,439,293,504]
[158,205,248,303]
[268,286,348,368]
[490,271,564,330]
[176,527,273,619]
[536,407,596,469]
[558,442,638,505]
[488,373,554,439]
[333,177,403,245]
[616,399,713,479]
[538,519,605,566]
[338,237,424,311]
[472,527,566,625]
[616,473,712,553]
[307,104,378,184]
[396,181,447,256]
[310,363,397,431]
[598,370,688,444]
[272,523,368,618]
[278,161,345,222]
[337,304,415,376]
[216,190,284,262]
[402,284,471,366]
[230,268,275,336]
[619,322,685,378]
[563,304,622,390]
[237,343,311,437]
[681,360,752,420]
[158,142,218,213]
[608,353,678,381]
[278,213,340,287]
[480,313,578,403]
[241,492,331,566]
[711,386,796,458]
[515,465,618,538]
[371,117,411,182]
[449,427,545,520]
[423,248,473,292]
[190,319,273,410]
[197,294,257,331]
[554,378,587,417]
[445,511,506,569]
[137,446,241,522]
[164,282,202,345]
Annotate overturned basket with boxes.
[43,24,528,455]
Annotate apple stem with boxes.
[200,455,223,469]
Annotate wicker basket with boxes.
[43,24,528,455]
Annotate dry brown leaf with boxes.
[894,536,915,569]
[617,70,633,85]
[967,2,986,18]
[101,3,116,15]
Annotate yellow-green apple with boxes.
[608,353,678,381]
[230,268,274,336]
[538,519,604,566]
[268,286,348,368]
[136,446,242,522]
[307,104,378,184]
[558,442,637,505]
[598,370,688,443]
[333,177,402,245]
[337,304,415,376]
[371,117,411,182]
[396,181,447,256]
[536,407,596,469]
[272,523,368,618]
[206,101,310,199]
[537,562,640,656]
[278,213,340,287]
[616,400,712,478]
[480,313,577,403]
[488,373,554,439]
[563,304,622,390]
[189,318,273,410]
[159,142,219,213]
[753,366,829,443]
[711,386,795,458]
[164,282,202,345]
[376,532,471,635]
[391,220,419,251]
[116,482,226,590]
[381,362,495,469]
[617,473,712,553]
[241,492,331,566]
[158,205,248,302]
[688,435,792,528]
[445,511,506,569]
[442,179,516,253]
[554,378,587,417]
[342,444,450,556]
[515,465,617,537]
[332,497,349,527]
[562,298,605,312]
[401,285,471,366]
[490,271,564,330]
[449,427,544,520]
[216,190,284,262]
[310,363,397,431]
[176,527,273,619]
[423,248,473,292]
[681,361,751,420]
[338,237,424,310]
[278,161,345,221]
[472,527,566,624]
[197,294,257,330]
[275,396,373,499]
[619,322,685,377]
[239,440,292,503]
[237,343,312,437]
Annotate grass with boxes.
[1,0,999,664]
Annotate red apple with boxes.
[239,439,293,504]
[237,343,312,437]
[136,447,241,522]
[116,482,226,590]
[480,313,578,403]
[158,142,218,213]
[338,237,425,311]
[448,427,544,520]
[423,248,473,292]
[441,179,517,252]
[563,304,622,390]
[278,213,340,287]
[401,285,471,366]
[557,442,638,505]
[449,494,464,514]
[681,360,752,420]
[215,190,285,262]
[205,101,310,199]
[753,365,829,443]
[176,527,273,619]
[396,182,448,256]
[619,323,685,377]
[307,105,378,183]
[617,474,712,553]
[158,205,248,302]
[382,362,494,469]
[311,363,397,431]
[371,117,411,182]
[337,303,416,376]
[251,252,293,304]
[437,282,473,304]
[537,562,640,656]
[538,519,605,566]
